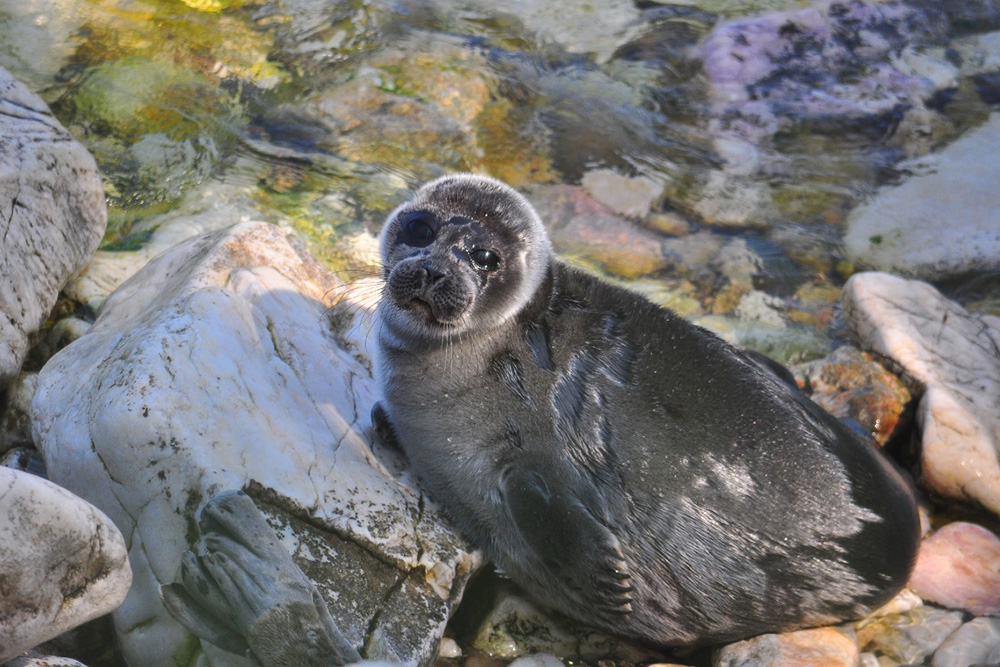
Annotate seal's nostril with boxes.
[422,261,445,284]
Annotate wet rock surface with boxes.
[0,67,107,388]
[0,466,131,663]
[31,221,479,667]
[793,346,912,447]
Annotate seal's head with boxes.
[378,174,551,341]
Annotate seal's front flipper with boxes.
[501,466,633,620]
[160,490,362,667]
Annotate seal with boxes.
[374,174,919,647]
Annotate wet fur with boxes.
[375,174,920,647]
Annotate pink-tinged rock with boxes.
[842,272,1000,515]
[908,522,1000,616]
[713,626,859,667]
[525,184,667,279]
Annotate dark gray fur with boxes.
[375,174,919,647]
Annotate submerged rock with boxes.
[0,67,107,388]
[701,0,947,146]
[525,184,667,279]
[32,222,479,667]
[844,114,1000,279]
[909,521,1000,616]
[843,272,1000,515]
[0,466,131,663]
[580,169,664,220]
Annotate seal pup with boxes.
[374,174,919,647]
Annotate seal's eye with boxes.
[471,248,501,271]
[401,214,436,247]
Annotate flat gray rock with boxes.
[842,271,1000,515]
[0,466,131,663]
[0,67,106,388]
[843,114,1000,279]
[32,221,479,667]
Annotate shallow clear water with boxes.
[1,0,998,362]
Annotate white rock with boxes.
[842,272,1000,514]
[508,654,565,667]
[931,617,1000,667]
[2,655,89,667]
[32,221,479,667]
[843,114,1000,279]
[0,67,107,388]
[0,466,131,663]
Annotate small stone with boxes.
[508,654,564,667]
[842,272,1000,514]
[862,589,924,621]
[0,372,39,453]
[856,606,964,665]
[713,626,859,667]
[645,212,690,237]
[908,522,1000,616]
[2,654,89,667]
[0,466,131,663]
[931,617,1000,667]
[464,652,503,667]
[471,586,660,662]
[439,638,462,659]
[859,652,879,667]
[581,169,664,219]
[794,347,911,447]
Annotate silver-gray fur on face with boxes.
[374,174,919,647]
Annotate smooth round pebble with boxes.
[909,521,1000,616]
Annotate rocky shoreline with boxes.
[2,0,1000,663]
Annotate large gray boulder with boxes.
[0,67,107,388]
[32,221,479,667]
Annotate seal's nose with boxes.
[422,261,445,284]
